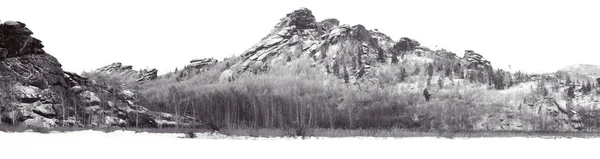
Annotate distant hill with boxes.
[560,64,600,82]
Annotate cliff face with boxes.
[0,21,197,128]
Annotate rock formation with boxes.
[96,62,158,84]
[463,50,491,70]
[222,8,398,83]
[188,58,218,69]
[0,20,197,128]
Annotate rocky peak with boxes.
[275,8,318,30]
[393,37,421,52]
[0,20,45,59]
[224,8,405,82]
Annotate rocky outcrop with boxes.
[188,58,218,69]
[96,62,158,84]
[0,21,45,59]
[97,62,136,74]
[463,50,491,70]
[393,37,420,52]
[136,69,157,84]
[0,20,198,128]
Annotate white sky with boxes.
[1,0,599,74]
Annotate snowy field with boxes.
[0,130,596,159]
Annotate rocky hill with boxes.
[0,20,197,128]
[220,8,495,86]
[204,8,584,131]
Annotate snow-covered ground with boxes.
[0,130,595,159]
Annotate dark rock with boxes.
[393,37,420,52]
[0,21,45,59]
[276,8,318,30]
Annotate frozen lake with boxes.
[0,130,595,159]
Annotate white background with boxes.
[1,0,599,74]
[0,131,595,159]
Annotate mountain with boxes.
[220,8,496,87]
[141,8,585,132]
[0,20,197,128]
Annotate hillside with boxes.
[559,64,600,83]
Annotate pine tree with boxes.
[567,85,576,99]
[426,63,434,77]
[377,48,385,63]
[391,51,399,64]
[423,88,431,102]
[332,62,340,76]
[343,68,350,84]
[537,80,548,96]
[399,67,407,82]
[444,65,452,77]
[413,66,421,76]
[494,69,505,90]
[585,81,592,95]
